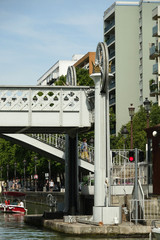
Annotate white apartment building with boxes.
[37,54,84,86]
[104,0,160,134]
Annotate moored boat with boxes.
[150,221,160,240]
[151,228,160,240]
[0,191,27,214]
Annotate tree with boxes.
[149,104,160,126]
[76,68,94,86]
[55,75,66,86]
[112,104,160,151]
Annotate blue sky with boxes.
[0,0,139,85]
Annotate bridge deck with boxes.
[0,86,93,133]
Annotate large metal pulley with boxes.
[66,66,77,86]
[95,42,109,93]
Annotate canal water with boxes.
[0,203,152,240]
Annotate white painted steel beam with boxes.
[0,86,93,133]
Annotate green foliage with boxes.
[76,68,94,86]
[54,67,94,87]
[110,107,116,131]
[55,75,66,86]
[0,137,65,183]
[150,104,160,126]
[111,104,160,151]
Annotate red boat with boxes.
[0,191,27,214]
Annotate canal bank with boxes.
[24,214,151,238]
[24,191,94,214]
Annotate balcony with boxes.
[152,6,160,20]
[153,63,158,74]
[109,97,115,105]
[109,51,115,60]
[104,20,115,33]
[106,36,115,46]
[149,44,159,60]
[152,25,160,37]
[109,80,115,90]
[110,65,115,73]
[149,79,158,96]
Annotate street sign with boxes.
[34,174,38,180]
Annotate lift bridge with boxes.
[0,85,94,133]
[0,85,94,215]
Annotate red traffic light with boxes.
[129,151,135,162]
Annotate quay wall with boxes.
[24,191,94,214]
[24,214,151,237]
[24,191,65,205]
[24,191,130,215]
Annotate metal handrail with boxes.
[29,133,95,164]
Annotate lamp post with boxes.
[14,162,17,180]
[48,159,51,182]
[128,104,135,149]
[0,166,2,179]
[143,97,151,128]
[121,126,129,150]
[7,164,9,190]
[23,159,26,190]
[34,156,38,192]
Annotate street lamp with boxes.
[128,104,135,149]
[23,159,26,190]
[7,164,9,190]
[143,97,151,128]
[14,162,17,180]
[34,156,38,192]
[0,166,2,179]
[48,159,51,182]
[121,126,129,150]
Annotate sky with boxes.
[0,0,139,86]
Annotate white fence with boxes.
[130,199,160,222]
[111,150,148,187]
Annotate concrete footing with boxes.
[93,206,121,225]
[24,214,151,237]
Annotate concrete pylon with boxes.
[90,73,107,219]
[90,42,121,224]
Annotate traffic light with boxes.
[139,151,144,162]
[129,150,135,162]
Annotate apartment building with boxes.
[74,52,96,75]
[104,0,160,134]
[37,55,83,86]
[149,6,160,105]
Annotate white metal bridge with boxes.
[0,86,93,133]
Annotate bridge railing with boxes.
[111,150,148,186]
[0,86,91,111]
[30,133,94,164]
[0,86,93,131]
[27,135,148,186]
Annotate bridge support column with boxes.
[90,71,121,225]
[91,73,107,222]
[64,132,79,215]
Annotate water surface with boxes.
[0,203,152,240]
